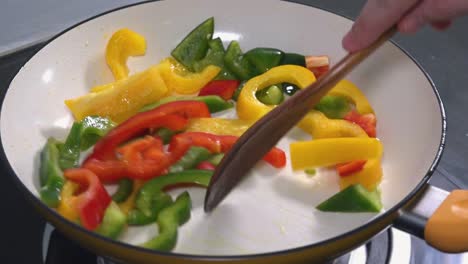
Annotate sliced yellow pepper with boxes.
[290,137,383,170]
[237,65,316,121]
[157,57,221,95]
[57,181,80,222]
[118,180,145,215]
[65,66,168,123]
[340,159,383,191]
[186,118,255,137]
[236,65,368,138]
[298,110,368,138]
[328,80,374,114]
[106,28,146,80]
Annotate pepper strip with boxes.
[140,192,191,251]
[66,66,168,123]
[105,28,147,80]
[290,138,383,170]
[39,138,65,208]
[135,170,212,218]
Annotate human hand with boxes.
[343,0,468,52]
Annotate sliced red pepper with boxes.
[196,161,216,171]
[306,55,330,79]
[198,80,240,100]
[83,159,127,183]
[336,160,367,177]
[85,101,210,162]
[63,168,111,230]
[117,136,171,180]
[344,111,377,138]
[169,132,286,168]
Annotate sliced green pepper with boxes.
[280,53,306,67]
[112,179,133,203]
[244,48,284,74]
[80,116,115,151]
[316,184,382,212]
[136,170,212,217]
[193,38,237,80]
[58,122,83,170]
[224,41,258,80]
[140,192,191,251]
[171,17,214,71]
[96,202,126,239]
[127,192,173,225]
[39,138,65,208]
[155,128,176,145]
[314,95,351,119]
[256,84,284,105]
[140,95,233,113]
[169,147,212,173]
[208,153,224,166]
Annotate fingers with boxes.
[342,0,419,52]
[398,0,468,33]
[430,20,452,31]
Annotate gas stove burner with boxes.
[42,224,410,264]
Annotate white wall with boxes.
[0,0,142,55]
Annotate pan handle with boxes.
[393,184,468,253]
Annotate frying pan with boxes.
[0,0,459,263]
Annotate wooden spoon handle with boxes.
[204,27,397,212]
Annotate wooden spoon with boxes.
[204,27,397,212]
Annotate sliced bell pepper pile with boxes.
[62,168,112,230]
[65,66,168,123]
[105,28,147,80]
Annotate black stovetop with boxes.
[1,2,468,263]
